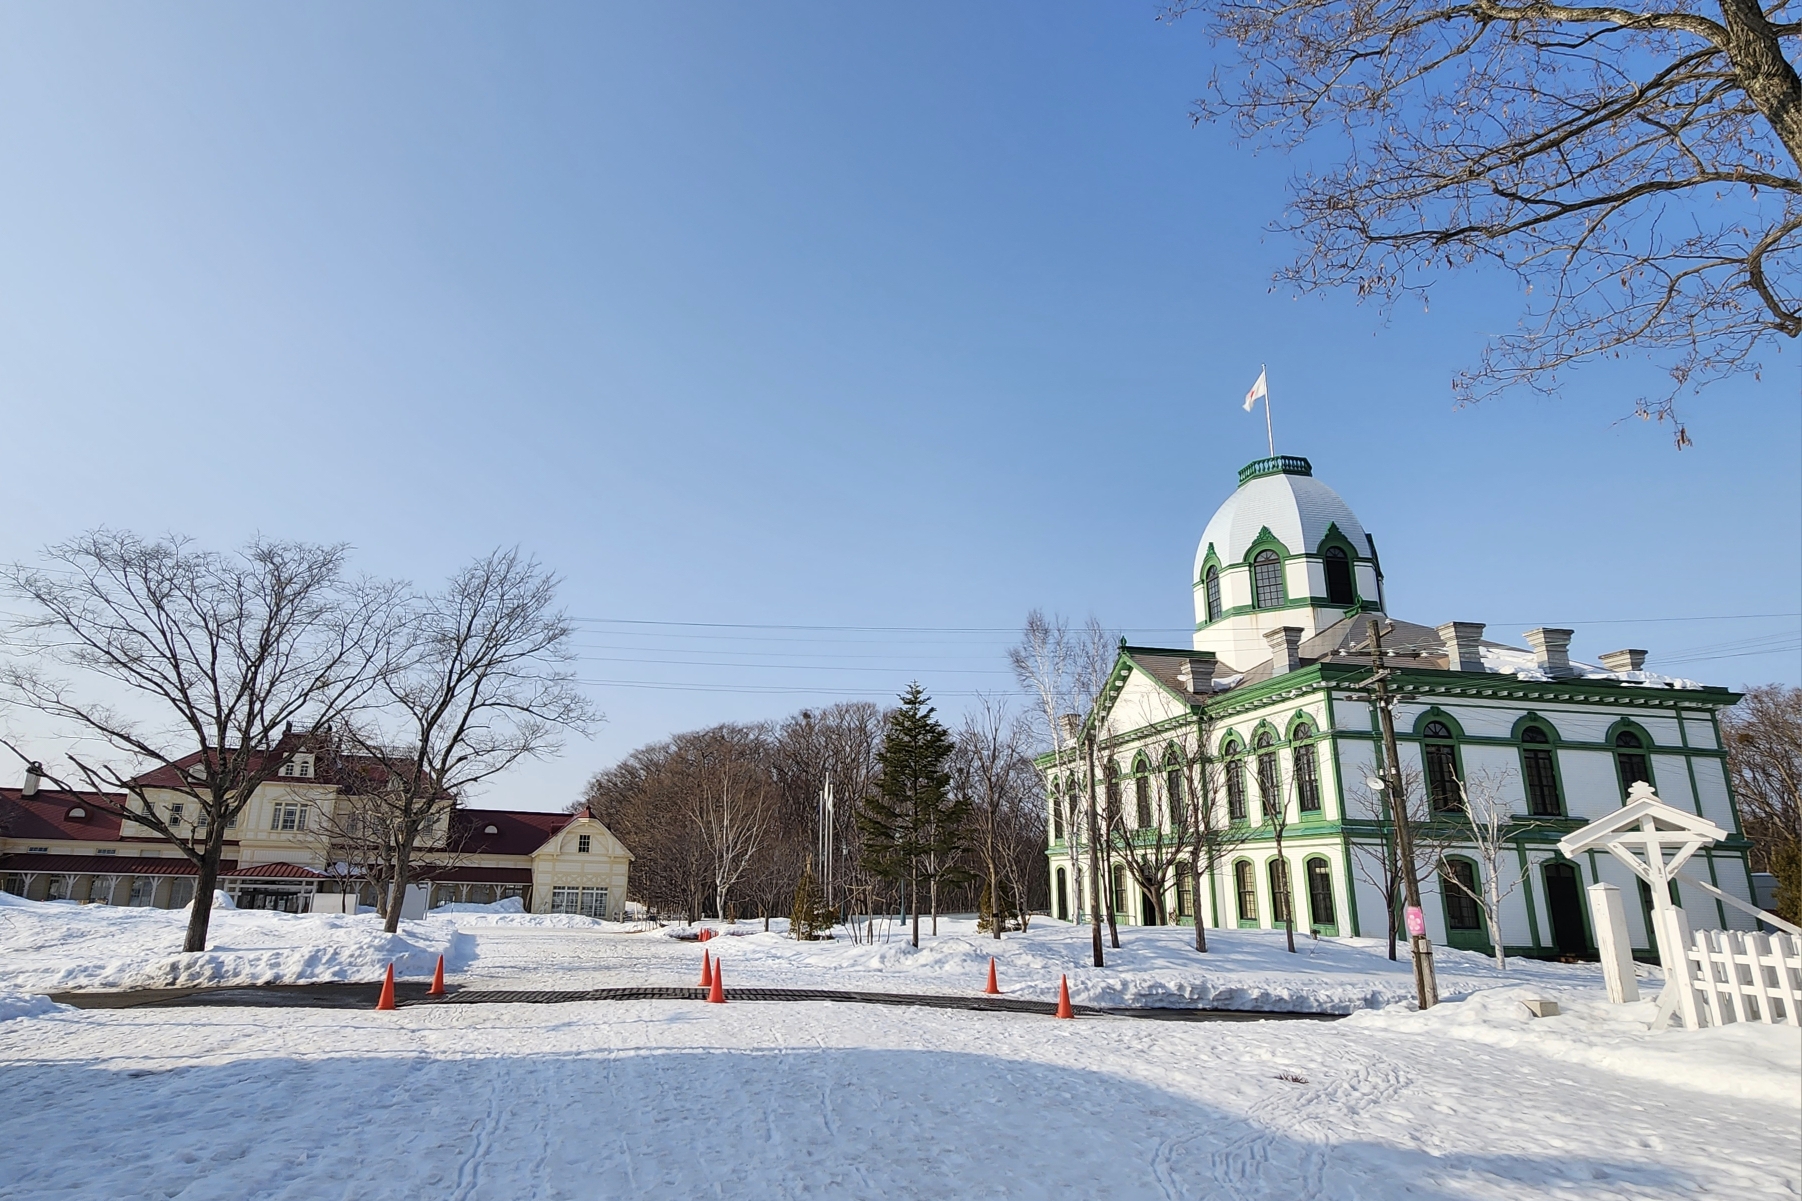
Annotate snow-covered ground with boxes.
[0,897,1796,1197]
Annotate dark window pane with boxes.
[1268,859,1293,923]
[1175,866,1192,918]
[1205,567,1222,622]
[1235,860,1257,921]
[1112,865,1127,914]
[1520,725,1549,744]
[1618,752,1650,791]
[1294,742,1321,812]
[1166,769,1183,811]
[1614,730,1643,749]
[1443,861,1482,930]
[1257,753,1280,819]
[1135,775,1152,829]
[1253,551,1285,609]
[1323,547,1354,606]
[1523,748,1561,816]
[1226,760,1247,821]
[1425,743,1462,811]
[1306,858,1335,926]
[1423,720,1453,740]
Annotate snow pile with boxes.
[0,891,473,993]
[688,916,1611,1013]
[431,897,528,914]
[0,986,62,1023]
[1345,985,1802,1104]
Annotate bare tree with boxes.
[1177,716,1258,952]
[1103,700,1198,932]
[695,761,770,925]
[953,696,1041,940]
[1347,764,1443,961]
[1,533,394,951]
[1169,0,1802,441]
[343,549,595,934]
[1438,771,1533,970]
[1722,684,1802,924]
[1254,735,1299,953]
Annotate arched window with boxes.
[1234,859,1258,923]
[1050,782,1066,843]
[1292,723,1321,813]
[1442,860,1482,931]
[1422,720,1462,811]
[1255,732,1280,821]
[1104,761,1121,818]
[1614,730,1651,794]
[1134,771,1153,830]
[1165,753,1184,818]
[1323,546,1354,606]
[1055,868,1068,921]
[1204,566,1222,622]
[1305,857,1335,926]
[1224,741,1248,821]
[1252,550,1285,609]
[1520,726,1562,817]
[1268,858,1294,925]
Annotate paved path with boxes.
[50,980,1343,1020]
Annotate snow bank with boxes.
[431,897,528,914]
[1344,985,1802,1105]
[0,986,62,1023]
[0,891,473,992]
[685,916,1612,1013]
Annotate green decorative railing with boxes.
[1238,455,1313,485]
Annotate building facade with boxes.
[0,751,632,919]
[1043,455,1756,957]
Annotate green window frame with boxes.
[1134,770,1153,830]
[1255,732,1279,821]
[1292,726,1321,813]
[1422,720,1463,812]
[1268,858,1294,925]
[1111,864,1128,915]
[1519,725,1563,817]
[1234,859,1258,924]
[1305,856,1335,927]
[1322,546,1354,606]
[1049,782,1065,843]
[1613,730,1652,795]
[1442,859,1482,931]
[1204,566,1222,622]
[1175,864,1193,919]
[1224,746,1248,821]
[1252,550,1285,609]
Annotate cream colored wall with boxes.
[529,817,632,919]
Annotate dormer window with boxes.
[1323,547,1354,606]
[1252,550,1284,609]
[66,806,87,820]
[281,754,314,779]
[187,762,206,781]
[577,834,592,854]
[484,824,500,835]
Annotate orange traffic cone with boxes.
[984,957,1001,995]
[1054,974,1074,1020]
[700,948,713,989]
[708,960,726,1004]
[427,955,446,997]
[700,928,712,943]
[376,963,396,1011]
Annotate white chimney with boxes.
[22,762,42,797]
[1436,622,1486,673]
[1598,649,1648,673]
[1264,626,1304,676]
[1058,713,1082,744]
[1523,628,1576,679]
[1177,654,1217,695]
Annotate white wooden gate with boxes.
[1663,914,1802,1028]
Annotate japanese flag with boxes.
[1243,368,1267,412]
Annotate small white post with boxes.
[1588,882,1639,1003]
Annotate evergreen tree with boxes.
[790,859,832,941]
[860,682,960,948]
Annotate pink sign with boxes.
[1404,906,1426,937]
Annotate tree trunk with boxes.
[1486,877,1507,971]
[1718,0,1802,169]
[910,874,920,949]
[930,876,938,937]
[1193,854,1208,953]
[1385,884,1399,961]
[183,839,223,953]
[384,836,414,935]
[1084,738,1104,968]
[991,872,1001,941]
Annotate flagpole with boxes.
[1261,364,1275,457]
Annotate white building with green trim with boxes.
[1042,455,1756,958]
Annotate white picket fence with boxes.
[1676,927,1802,1028]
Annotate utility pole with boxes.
[1084,729,1105,968]
[1367,618,1439,1010]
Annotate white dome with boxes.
[1194,459,1368,578]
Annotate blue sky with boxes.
[2,3,1796,810]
